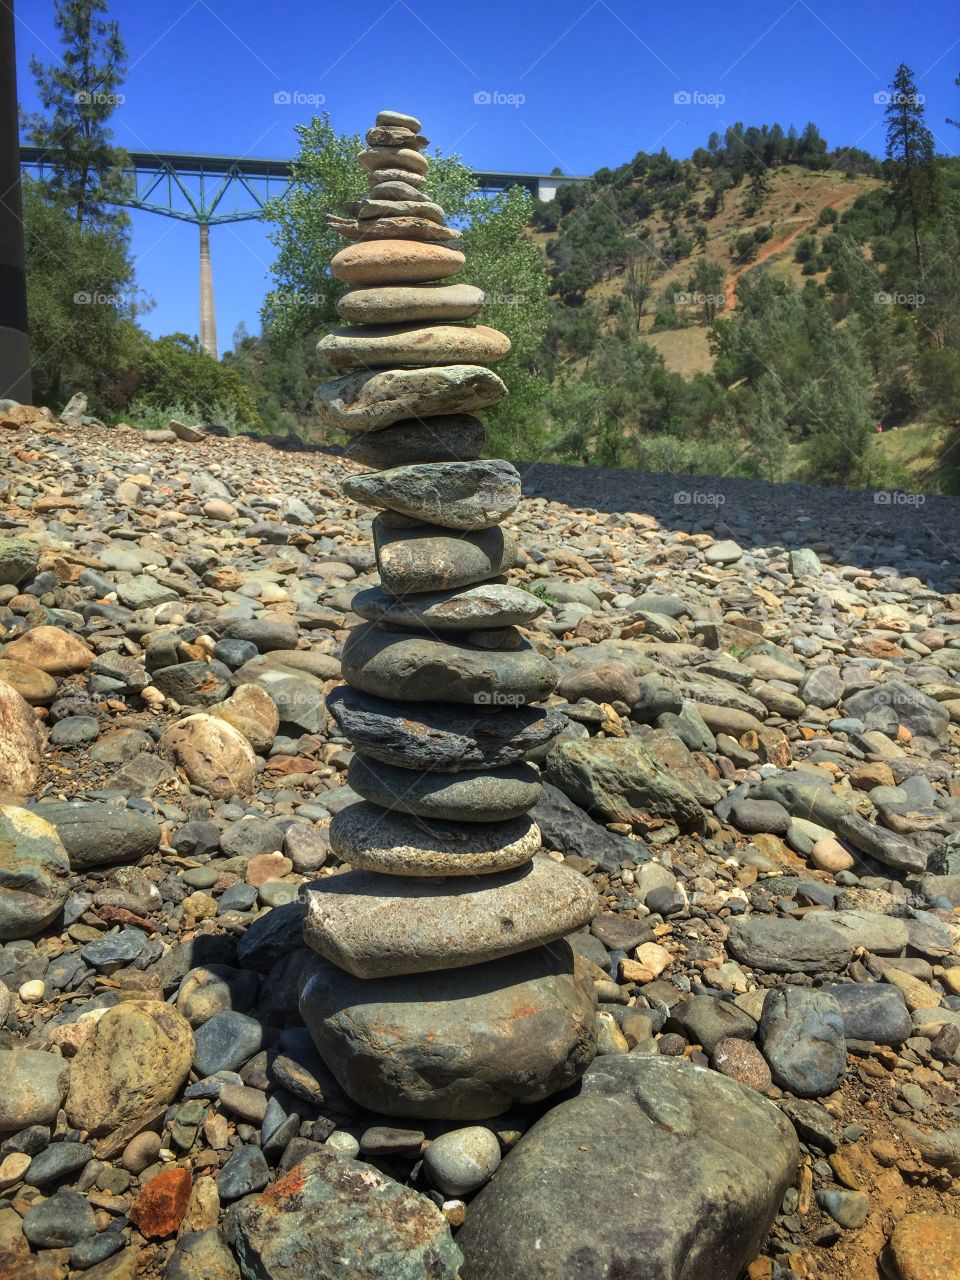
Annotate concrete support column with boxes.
[199,221,217,359]
[0,0,32,402]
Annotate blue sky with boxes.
[15,0,960,355]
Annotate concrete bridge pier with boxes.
[199,221,217,360]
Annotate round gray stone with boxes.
[341,623,556,707]
[300,943,597,1119]
[343,414,486,468]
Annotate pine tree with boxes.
[24,0,129,229]
[884,62,940,274]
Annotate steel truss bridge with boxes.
[20,146,587,357]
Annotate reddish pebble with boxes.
[128,1166,192,1239]
[246,853,293,886]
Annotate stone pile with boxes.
[298,109,600,1118]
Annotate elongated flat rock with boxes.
[358,198,445,223]
[315,366,506,433]
[330,802,541,875]
[341,623,556,705]
[348,755,542,822]
[331,240,461,286]
[325,685,566,772]
[351,582,544,631]
[368,179,431,202]
[337,283,484,325]
[328,215,461,243]
[343,415,486,467]
[302,856,599,977]
[318,324,510,372]
[343,460,520,530]
[374,519,518,593]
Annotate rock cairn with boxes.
[298,109,600,1119]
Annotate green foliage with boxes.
[21,175,139,412]
[127,397,255,435]
[23,0,130,229]
[916,349,960,424]
[688,258,727,323]
[129,334,262,430]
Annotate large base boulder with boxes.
[456,1054,799,1280]
[299,942,597,1119]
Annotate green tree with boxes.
[884,62,940,273]
[24,0,129,229]
[21,175,137,410]
[689,258,727,323]
[130,334,262,430]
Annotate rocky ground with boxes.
[0,413,958,1280]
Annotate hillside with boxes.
[543,164,883,380]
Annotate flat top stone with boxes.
[351,582,544,631]
[303,855,599,978]
[342,460,520,531]
[726,915,854,974]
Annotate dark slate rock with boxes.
[193,1011,266,1076]
[25,1140,93,1187]
[821,983,913,1046]
[531,783,645,873]
[758,988,846,1098]
[235,902,305,974]
[80,928,147,971]
[22,1189,96,1248]
[217,1143,270,1202]
[325,685,565,773]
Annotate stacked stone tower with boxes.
[299,109,599,1120]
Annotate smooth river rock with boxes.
[302,856,598,977]
[347,756,542,822]
[315,365,507,433]
[318,323,510,371]
[455,1054,799,1280]
[374,520,519,593]
[343,460,520,530]
[329,802,541,875]
[727,915,854,974]
[0,805,71,941]
[325,685,565,771]
[758,987,847,1097]
[341,623,556,706]
[299,943,597,1119]
[337,283,484,325]
[330,239,464,285]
